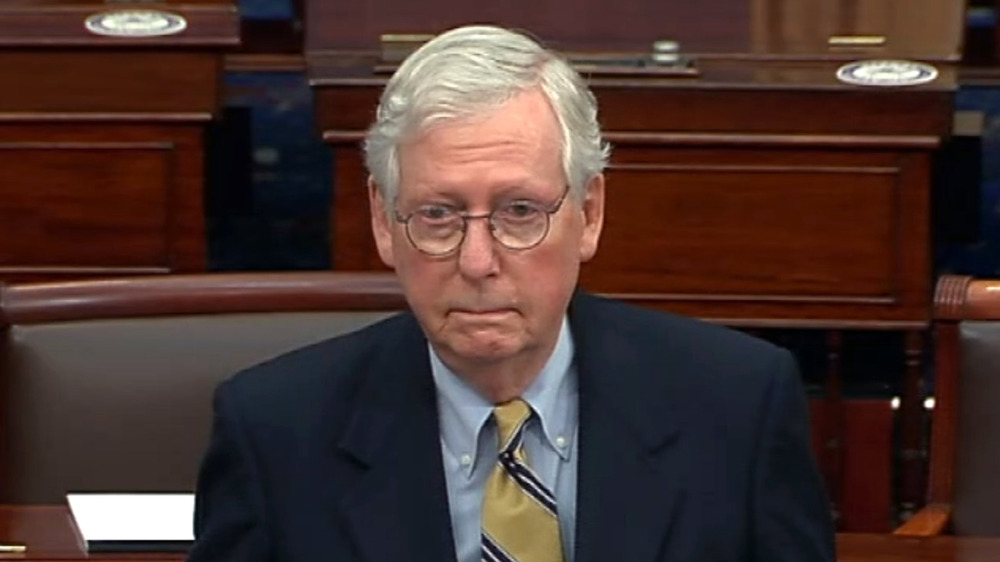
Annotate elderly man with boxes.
[188,25,835,562]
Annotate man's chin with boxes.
[442,333,524,364]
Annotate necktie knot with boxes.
[493,398,531,453]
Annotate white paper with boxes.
[66,493,195,542]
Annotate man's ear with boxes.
[578,173,605,262]
[368,177,396,268]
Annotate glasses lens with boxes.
[491,207,549,249]
[407,215,464,255]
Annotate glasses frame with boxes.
[393,185,571,257]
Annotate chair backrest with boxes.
[929,275,1000,535]
[0,272,406,503]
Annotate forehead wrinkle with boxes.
[397,90,563,199]
[405,136,553,189]
[435,140,542,168]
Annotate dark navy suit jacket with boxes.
[188,292,835,562]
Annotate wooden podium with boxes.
[306,0,965,531]
[0,1,238,283]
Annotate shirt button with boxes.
[555,436,567,448]
[460,454,473,466]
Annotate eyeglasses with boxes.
[393,186,570,256]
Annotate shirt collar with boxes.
[431,317,576,476]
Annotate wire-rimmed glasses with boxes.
[393,186,570,256]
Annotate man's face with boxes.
[369,88,605,372]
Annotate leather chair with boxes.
[896,274,1000,536]
[0,272,405,503]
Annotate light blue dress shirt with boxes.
[430,317,579,562]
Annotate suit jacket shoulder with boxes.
[569,291,791,393]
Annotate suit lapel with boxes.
[336,315,457,562]
[570,293,688,562]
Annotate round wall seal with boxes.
[84,10,188,38]
[835,60,938,87]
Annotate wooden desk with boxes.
[0,1,238,284]
[0,505,183,560]
[0,507,997,561]
[838,533,1000,562]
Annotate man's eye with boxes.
[500,202,540,219]
[417,206,455,221]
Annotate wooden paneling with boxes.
[592,85,953,136]
[751,0,964,59]
[811,398,895,532]
[0,124,207,283]
[0,142,172,265]
[331,147,379,270]
[0,1,236,283]
[0,52,220,116]
[306,0,962,59]
[583,146,931,323]
[595,155,900,296]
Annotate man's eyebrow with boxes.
[491,183,548,198]
[402,188,463,204]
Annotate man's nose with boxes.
[457,216,500,279]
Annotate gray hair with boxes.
[363,25,610,208]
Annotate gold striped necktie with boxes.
[481,398,564,562]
